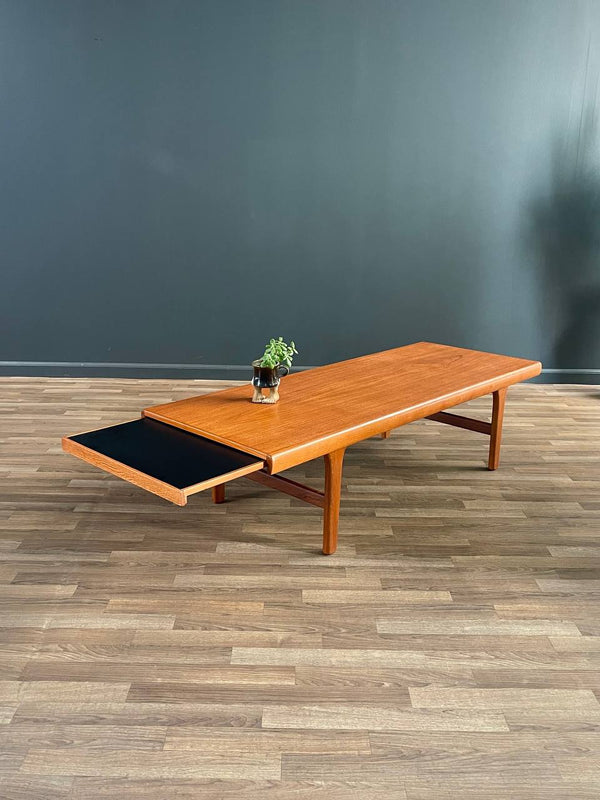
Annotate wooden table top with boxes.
[143,342,541,472]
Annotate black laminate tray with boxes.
[63,417,264,505]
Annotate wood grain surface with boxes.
[0,375,598,799]
[144,342,541,471]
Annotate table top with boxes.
[143,342,541,472]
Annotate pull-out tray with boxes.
[62,418,264,505]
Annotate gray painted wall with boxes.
[2,0,600,379]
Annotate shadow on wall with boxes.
[528,108,600,372]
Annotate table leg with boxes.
[212,484,226,504]
[488,388,507,470]
[322,448,346,555]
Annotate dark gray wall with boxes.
[2,0,600,379]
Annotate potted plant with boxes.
[251,337,298,404]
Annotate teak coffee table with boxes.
[63,342,541,554]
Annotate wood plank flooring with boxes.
[0,376,599,798]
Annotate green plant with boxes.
[259,337,298,369]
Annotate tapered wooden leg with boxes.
[380,431,391,439]
[212,484,226,503]
[322,448,345,555]
[488,388,507,470]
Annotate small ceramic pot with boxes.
[251,361,289,404]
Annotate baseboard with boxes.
[0,361,598,383]
[540,368,600,374]
[0,361,312,380]
[534,369,600,385]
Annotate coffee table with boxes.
[63,342,541,554]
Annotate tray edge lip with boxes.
[62,435,187,506]
[62,420,266,504]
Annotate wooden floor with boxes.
[0,377,599,799]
